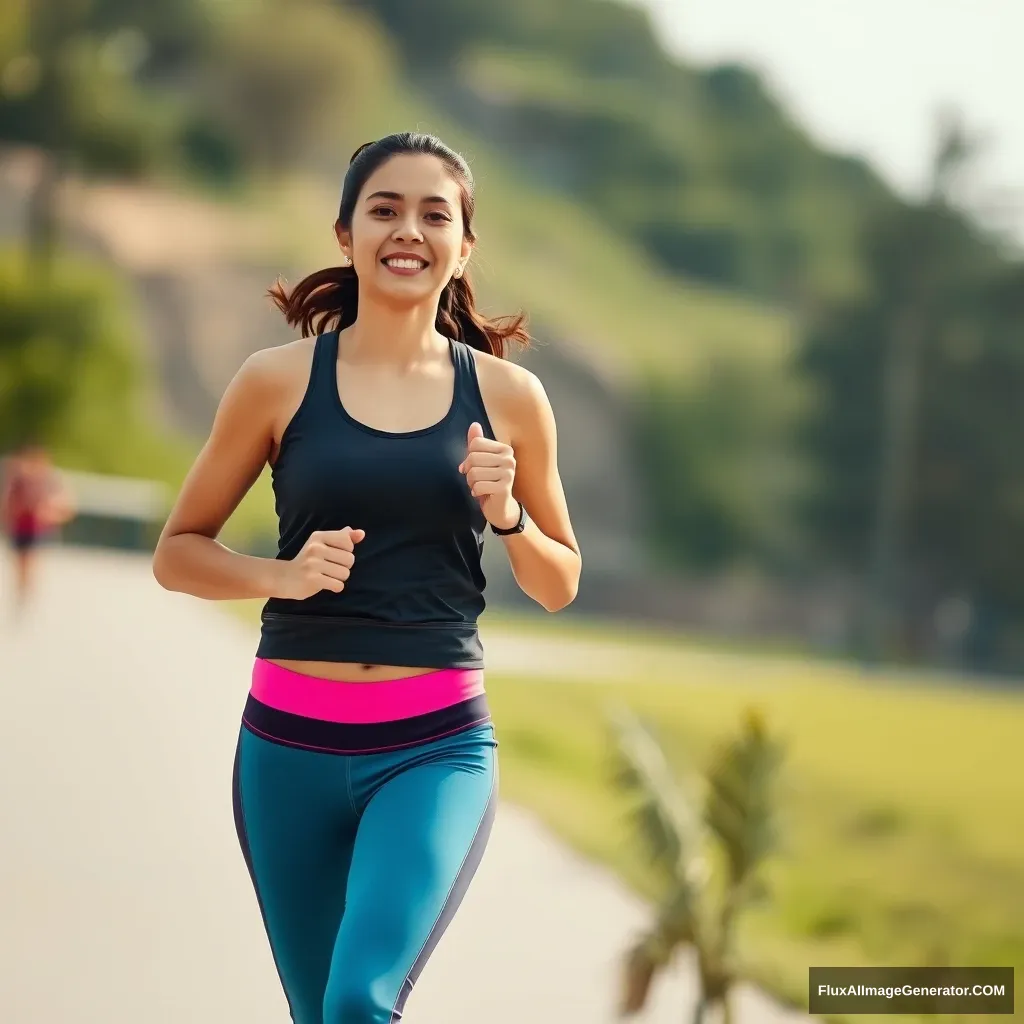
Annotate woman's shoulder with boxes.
[230,337,318,399]
[471,348,552,411]
[212,338,319,433]
[467,347,554,443]
[241,336,317,379]
[469,347,546,404]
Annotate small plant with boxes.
[609,704,786,1024]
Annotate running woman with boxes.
[152,132,581,1023]
[1,442,74,614]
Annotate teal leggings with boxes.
[231,722,498,1023]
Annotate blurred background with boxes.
[1,0,1020,1022]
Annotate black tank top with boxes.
[256,329,496,669]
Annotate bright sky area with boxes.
[632,0,1023,246]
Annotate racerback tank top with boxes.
[256,329,497,669]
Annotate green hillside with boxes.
[262,105,798,384]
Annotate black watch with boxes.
[490,500,527,536]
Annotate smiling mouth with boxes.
[382,256,429,273]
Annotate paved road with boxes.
[0,546,807,1024]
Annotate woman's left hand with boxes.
[458,422,520,531]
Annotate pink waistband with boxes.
[250,658,485,724]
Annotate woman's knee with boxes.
[322,975,393,1024]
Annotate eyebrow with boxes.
[365,191,453,206]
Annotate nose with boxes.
[391,211,424,244]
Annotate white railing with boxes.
[57,469,171,521]
[54,469,171,551]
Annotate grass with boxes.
[479,653,1024,1021]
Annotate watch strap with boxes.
[490,500,526,536]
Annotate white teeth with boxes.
[385,258,427,270]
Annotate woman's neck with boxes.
[343,297,446,367]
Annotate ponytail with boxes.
[269,265,529,359]
[436,273,529,358]
[267,266,359,338]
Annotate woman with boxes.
[152,132,581,1023]
[1,442,74,613]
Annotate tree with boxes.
[0,246,190,487]
[201,0,391,174]
[610,705,785,1024]
[0,0,166,269]
[0,249,133,450]
[798,111,1018,666]
[0,0,225,271]
[860,114,987,661]
[633,357,809,574]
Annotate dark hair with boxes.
[268,132,529,358]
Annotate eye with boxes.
[425,211,452,223]
[370,205,396,217]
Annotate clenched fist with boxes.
[275,526,365,600]
[458,422,519,530]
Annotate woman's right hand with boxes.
[275,527,365,600]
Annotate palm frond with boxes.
[653,875,707,947]
[703,707,785,891]
[607,702,705,883]
[613,706,787,1024]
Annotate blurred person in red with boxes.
[1,442,75,612]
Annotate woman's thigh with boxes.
[324,725,498,1023]
[233,727,358,1023]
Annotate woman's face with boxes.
[337,153,473,307]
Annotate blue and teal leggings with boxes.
[231,660,498,1023]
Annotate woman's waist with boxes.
[251,657,484,718]
[263,658,438,683]
[242,658,491,754]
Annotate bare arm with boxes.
[500,374,582,612]
[152,351,289,600]
[42,471,76,527]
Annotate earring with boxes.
[454,264,463,279]
[343,254,351,265]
